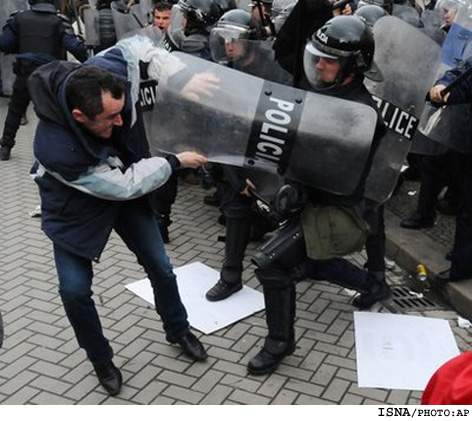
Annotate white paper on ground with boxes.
[125,261,265,334]
[354,312,460,391]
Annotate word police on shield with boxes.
[246,81,304,171]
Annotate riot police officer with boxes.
[164,0,223,59]
[247,15,391,375]
[204,9,285,302]
[0,0,87,161]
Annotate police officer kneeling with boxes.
[247,15,391,375]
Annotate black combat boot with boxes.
[352,273,392,310]
[0,145,11,161]
[206,217,251,301]
[0,136,14,161]
[247,268,296,375]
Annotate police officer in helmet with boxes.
[247,15,391,375]
[204,9,283,303]
[0,0,87,161]
[164,0,223,59]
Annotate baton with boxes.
[131,11,146,28]
[439,65,472,97]
[248,186,271,207]
[421,65,472,136]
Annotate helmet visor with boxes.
[210,26,250,63]
[303,41,342,89]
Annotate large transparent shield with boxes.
[392,3,420,26]
[363,16,442,203]
[143,52,378,196]
[111,1,149,40]
[81,4,100,47]
[419,9,447,45]
[415,0,472,155]
[0,0,28,95]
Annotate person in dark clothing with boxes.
[95,0,118,53]
[163,0,222,58]
[429,57,472,284]
[28,40,209,395]
[204,9,286,302]
[0,0,87,161]
[247,15,391,376]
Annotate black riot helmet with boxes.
[357,0,393,14]
[216,8,263,39]
[209,9,263,63]
[177,0,223,29]
[303,15,381,89]
[354,4,388,27]
[28,0,60,6]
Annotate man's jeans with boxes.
[53,199,189,364]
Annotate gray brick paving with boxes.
[0,97,471,406]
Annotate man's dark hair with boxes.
[154,1,173,12]
[66,66,127,119]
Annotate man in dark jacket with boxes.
[429,57,472,285]
[28,41,208,396]
[0,0,87,160]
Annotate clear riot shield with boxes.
[138,0,154,17]
[415,0,472,155]
[111,1,148,40]
[363,16,442,203]
[122,25,164,44]
[235,0,251,11]
[144,52,378,196]
[271,0,296,17]
[208,35,292,84]
[392,3,420,26]
[82,4,100,47]
[419,9,447,45]
[0,0,28,95]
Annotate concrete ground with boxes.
[0,97,471,405]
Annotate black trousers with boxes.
[451,153,472,279]
[415,151,458,219]
[1,60,39,147]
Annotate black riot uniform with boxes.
[0,0,87,160]
[247,16,392,375]
[164,0,224,58]
[204,9,288,302]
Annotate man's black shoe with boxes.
[352,279,392,310]
[436,198,458,216]
[93,360,123,396]
[247,340,296,375]
[175,332,208,361]
[205,279,242,302]
[400,213,435,229]
[204,193,220,206]
[434,269,455,284]
[0,146,11,161]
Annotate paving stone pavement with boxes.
[0,97,471,405]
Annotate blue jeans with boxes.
[54,199,189,364]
